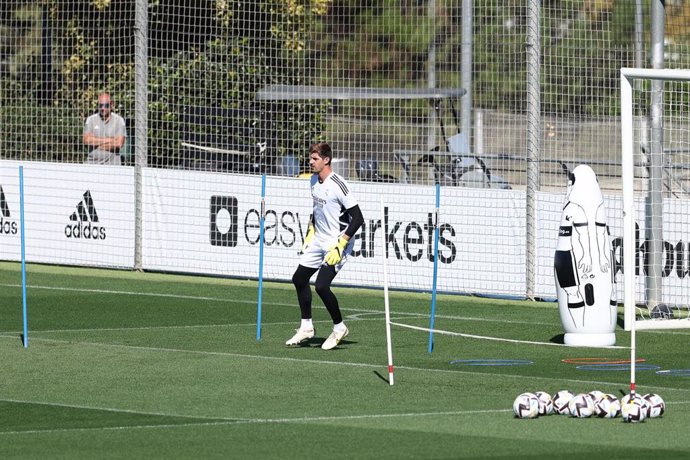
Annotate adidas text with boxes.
[64,222,106,240]
[0,217,17,235]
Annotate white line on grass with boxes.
[5,282,690,337]
[0,283,561,328]
[0,283,251,303]
[3,334,690,394]
[0,407,512,437]
[390,321,630,349]
[9,316,413,334]
[3,395,690,437]
[0,397,252,422]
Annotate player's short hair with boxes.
[310,142,332,166]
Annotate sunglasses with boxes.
[98,103,111,108]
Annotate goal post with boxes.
[621,67,690,332]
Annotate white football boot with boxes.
[321,326,349,350]
[285,328,315,347]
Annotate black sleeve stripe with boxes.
[331,175,349,195]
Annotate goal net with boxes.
[621,68,690,331]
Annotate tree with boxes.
[147,1,330,167]
[1,0,330,166]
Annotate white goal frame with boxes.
[621,67,690,332]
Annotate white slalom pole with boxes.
[380,196,394,385]
[630,311,637,396]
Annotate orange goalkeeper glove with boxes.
[298,224,315,255]
[324,236,348,266]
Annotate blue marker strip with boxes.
[19,166,28,348]
[576,363,660,371]
[256,173,266,341]
[656,369,690,377]
[428,182,440,354]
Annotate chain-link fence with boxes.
[2,1,690,299]
[6,2,685,184]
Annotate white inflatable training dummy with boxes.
[554,165,616,346]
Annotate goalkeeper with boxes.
[286,142,364,350]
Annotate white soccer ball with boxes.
[620,393,640,406]
[643,393,665,418]
[568,393,595,418]
[513,392,539,419]
[535,391,554,416]
[621,393,650,417]
[552,390,574,415]
[621,395,647,423]
[588,390,605,404]
[594,394,621,418]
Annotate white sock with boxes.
[333,322,346,332]
[301,319,313,330]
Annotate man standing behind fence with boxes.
[286,142,364,350]
[83,92,127,165]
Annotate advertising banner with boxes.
[3,160,690,303]
[141,168,527,295]
[0,161,135,268]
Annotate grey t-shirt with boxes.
[83,113,127,165]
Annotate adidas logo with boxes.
[0,185,18,235]
[64,190,106,240]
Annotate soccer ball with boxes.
[568,393,595,418]
[552,390,574,415]
[513,392,539,419]
[651,304,673,319]
[621,393,650,416]
[621,395,647,423]
[620,393,640,405]
[588,390,605,404]
[594,394,621,418]
[643,393,665,418]
[535,391,554,415]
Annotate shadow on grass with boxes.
[373,370,390,384]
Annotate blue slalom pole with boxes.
[19,166,28,348]
[427,182,441,353]
[256,173,266,340]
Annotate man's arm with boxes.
[83,115,126,151]
[83,132,124,151]
[342,204,364,241]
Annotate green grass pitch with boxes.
[1,261,690,459]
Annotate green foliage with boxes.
[318,1,434,83]
[610,0,641,46]
[470,1,641,117]
[147,1,329,167]
[541,9,623,117]
[472,1,526,112]
[1,77,78,160]
[2,0,689,162]
[2,0,327,165]
[313,1,441,120]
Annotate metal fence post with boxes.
[134,0,148,270]
[526,0,541,300]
